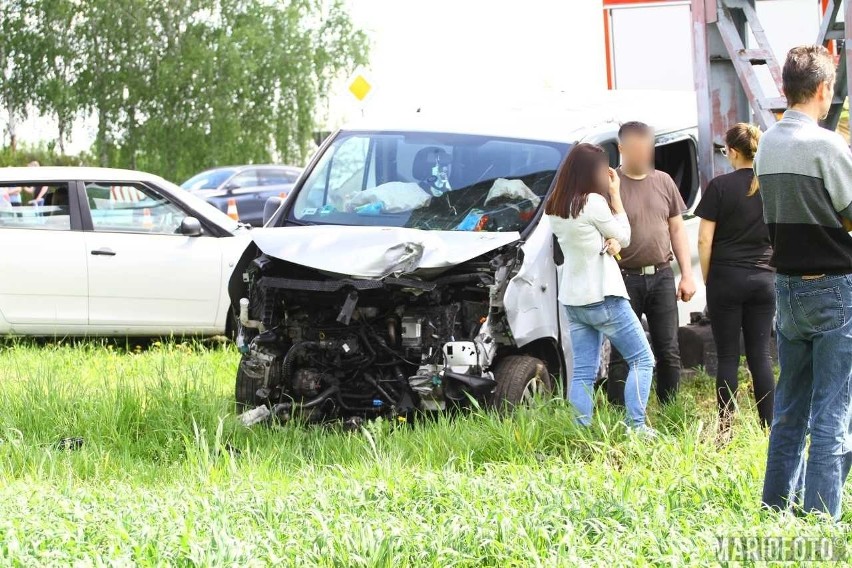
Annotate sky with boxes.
[324,0,606,124]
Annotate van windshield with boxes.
[285,131,570,232]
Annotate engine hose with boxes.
[379,378,401,400]
[281,341,319,383]
[280,343,299,384]
[358,328,378,362]
[292,385,339,409]
[363,374,397,405]
[374,339,418,366]
[335,392,383,412]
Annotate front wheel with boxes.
[489,355,553,409]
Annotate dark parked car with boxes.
[180,165,302,226]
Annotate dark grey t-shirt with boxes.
[617,168,686,268]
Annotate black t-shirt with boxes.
[694,168,773,271]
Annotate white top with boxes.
[548,193,631,306]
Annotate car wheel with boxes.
[235,354,264,410]
[490,355,553,409]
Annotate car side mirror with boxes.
[180,216,203,236]
[263,196,284,226]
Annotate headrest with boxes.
[412,147,451,181]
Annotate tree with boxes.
[0,0,368,179]
[0,0,35,151]
[131,0,369,180]
[28,0,83,154]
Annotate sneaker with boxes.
[629,424,659,439]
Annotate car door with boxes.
[81,180,224,332]
[654,131,704,322]
[0,181,88,332]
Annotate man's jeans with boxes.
[762,274,852,520]
[566,296,655,428]
[607,266,681,405]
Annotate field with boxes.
[0,341,849,567]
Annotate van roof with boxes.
[342,90,698,144]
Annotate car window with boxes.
[85,182,187,235]
[289,131,568,232]
[180,169,236,191]
[259,169,299,186]
[297,135,374,211]
[227,170,259,189]
[0,184,72,231]
[156,177,240,233]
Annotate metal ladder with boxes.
[714,0,785,130]
[692,0,851,188]
[819,0,849,129]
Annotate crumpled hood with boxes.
[250,225,521,278]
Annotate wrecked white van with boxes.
[229,91,702,422]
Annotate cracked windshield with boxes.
[290,131,570,231]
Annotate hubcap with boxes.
[521,374,546,403]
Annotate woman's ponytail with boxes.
[725,123,762,196]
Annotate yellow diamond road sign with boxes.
[348,74,372,102]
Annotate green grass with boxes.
[0,341,849,566]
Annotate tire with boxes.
[235,354,265,410]
[490,355,553,408]
[224,308,239,342]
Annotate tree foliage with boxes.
[0,0,368,181]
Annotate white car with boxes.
[229,90,705,419]
[0,167,250,336]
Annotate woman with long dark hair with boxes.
[547,143,655,432]
[696,123,775,436]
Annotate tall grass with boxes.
[0,341,848,566]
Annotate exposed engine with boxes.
[233,246,523,424]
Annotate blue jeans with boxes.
[762,274,852,520]
[566,296,655,428]
[608,266,681,405]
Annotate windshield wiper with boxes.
[281,217,309,227]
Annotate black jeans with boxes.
[706,264,776,427]
[607,265,681,405]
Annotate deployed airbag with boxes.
[484,178,541,207]
[345,182,431,213]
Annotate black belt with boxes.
[621,262,670,276]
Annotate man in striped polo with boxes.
[755,45,852,520]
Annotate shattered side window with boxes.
[298,135,372,212]
[289,131,569,232]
